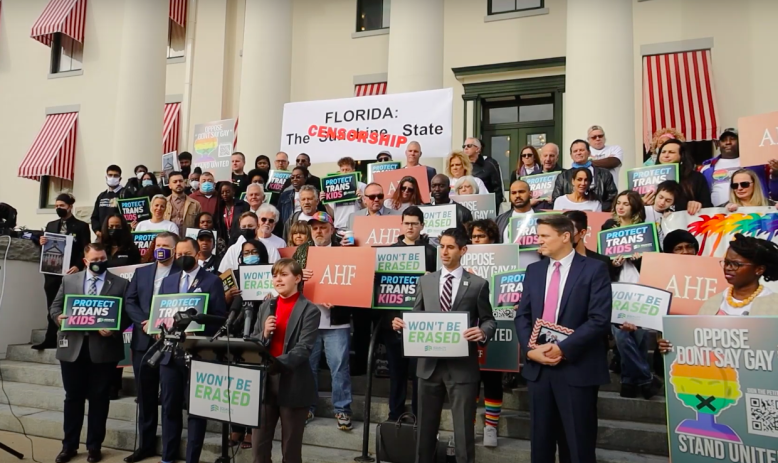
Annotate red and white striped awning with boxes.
[18,112,79,181]
[30,0,87,47]
[162,102,181,154]
[169,0,187,28]
[233,117,239,150]
[354,82,387,97]
[642,49,720,148]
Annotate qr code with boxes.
[218,143,232,158]
[746,393,778,438]
[493,309,515,321]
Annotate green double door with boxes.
[482,125,556,189]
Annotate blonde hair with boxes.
[729,169,769,207]
[445,151,473,178]
[287,220,312,247]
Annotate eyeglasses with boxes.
[378,157,391,162]
[260,217,276,224]
[365,194,384,201]
[521,153,534,158]
[462,144,477,149]
[720,259,753,270]
[400,186,415,193]
[291,175,304,180]
[590,134,604,140]
[471,233,488,240]
[730,181,752,190]
[402,222,421,227]
[242,250,260,256]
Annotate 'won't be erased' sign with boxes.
[403,312,469,357]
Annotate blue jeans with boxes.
[309,328,353,415]
[611,325,652,386]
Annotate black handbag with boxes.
[376,413,418,463]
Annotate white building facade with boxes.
[1,0,776,230]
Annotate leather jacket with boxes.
[551,167,619,211]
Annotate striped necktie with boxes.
[440,274,454,312]
[88,277,98,295]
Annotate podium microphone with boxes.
[210,308,240,342]
[243,304,255,339]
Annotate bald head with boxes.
[509,180,532,212]
[540,143,560,171]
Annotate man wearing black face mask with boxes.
[158,238,227,463]
[178,151,192,178]
[49,243,131,463]
[34,193,91,350]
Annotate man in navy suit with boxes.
[123,232,180,462]
[158,237,227,463]
[515,214,612,463]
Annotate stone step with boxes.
[6,344,60,365]
[0,404,668,463]
[498,411,669,456]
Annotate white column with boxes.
[386,0,444,93]
[238,0,292,156]
[111,0,168,168]
[564,0,635,180]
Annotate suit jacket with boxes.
[44,216,91,270]
[346,206,400,230]
[412,270,496,383]
[124,263,179,351]
[50,271,131,363]
[252,294,321,408]
[515,252,612,386]
[164,194,202,233]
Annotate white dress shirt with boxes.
[439,266,464,309]
[544,250,576,323]
[179,266,200,293]
[83,270,106,295]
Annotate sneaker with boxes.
[483,425,498,447]
[305,411,314,426]
[336,412,353,431]
[640,375,664,400]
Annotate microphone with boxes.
[209,309,239,342]
[268,298,278,338]
[243,303,256,339]
[189,311,228,326]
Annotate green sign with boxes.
[597,222,660,259]
[117,197,151,223]
[148,293,209,334]
[320,172,359,204]
[522,172,560,201]
[368,161,401,183]
[62,295,123,331]
[373,247,424,310]
[481,269,525,373]
[663,315,778,462]
[627,163,679,195]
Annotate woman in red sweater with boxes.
[250,258,322,463]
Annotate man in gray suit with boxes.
[346,182,400,230]
[49,243,131,463]
[392,228,496,463]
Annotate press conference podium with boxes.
[182,335,279,463]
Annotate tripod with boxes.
[0,441,24,459]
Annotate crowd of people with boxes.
[28,123,778,463]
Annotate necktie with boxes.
[88,277,98,295]
[180,273,190,293]
[440,274,454,312]
[542,262,562,322]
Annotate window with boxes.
[39,177,74,209]
[356,0,390,32]
[50,33,83,74]
[488,0,543,15]
[167,20,186,59]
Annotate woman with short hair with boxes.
[134,195,179,233]
[445,151,487,193]
[453,176,480,195]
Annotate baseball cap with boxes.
[196,229,214,240]
[307,211,333,225]
[719,128,738,140]
[376,151,392,161]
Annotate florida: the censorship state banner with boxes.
[279,88,453,163]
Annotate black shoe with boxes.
[609,357,621,374]
[55,449,77,463]
[109,389,120,401]
[31,341,56,350]
[619,383,638,398]
[87,449,102,463]
[641,375,664,400]
[124,449,155,462]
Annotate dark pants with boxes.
[131,349,160,453]
[60,341,118,451]
[527,368,599,463]
[480,370,503,401]
[160,357,208,463]
[251,375,308,463]
[350,309,374,375]
[417,361,479,463]
[383,330,417,420]
[43,275,62,344]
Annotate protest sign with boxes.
[132,231,160,257]
[639,253,727,315]
[738,111,778,167]
[188,360,263,427]
[40,232,73,275]
[422,204,457,238]
[375,246,426,272]
[239,265,278,301]
[107,263,152,281]
[509,213,553,249]
[373,273,421,310]
[450,193,496,221]
[266,170,292,194]
[626,164,679,195]
[148,293,209,334]
[185,228,218,242]
[303,246,376,308]
[663,207,778,257]
[610,282,672,331]
[482,269,526,372]
[373,165,431,203]
[192,118,235,181]
[583,211,611,252]
[522,172,560,201]
[663,315,778,462]
[320,173,359,204]
[220,269,237,293]
[119,327,132,368]
[61,295,122,331]
[118,197,151,223]
[459,243,520,281]
[368,161,402,183]
[492,269,525,313]
[598,223,659,258]
[162,151,179,181]
[402,312,469,357]
[278,247,297,259]
[280,88,453,162]
[353,215,402,246]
